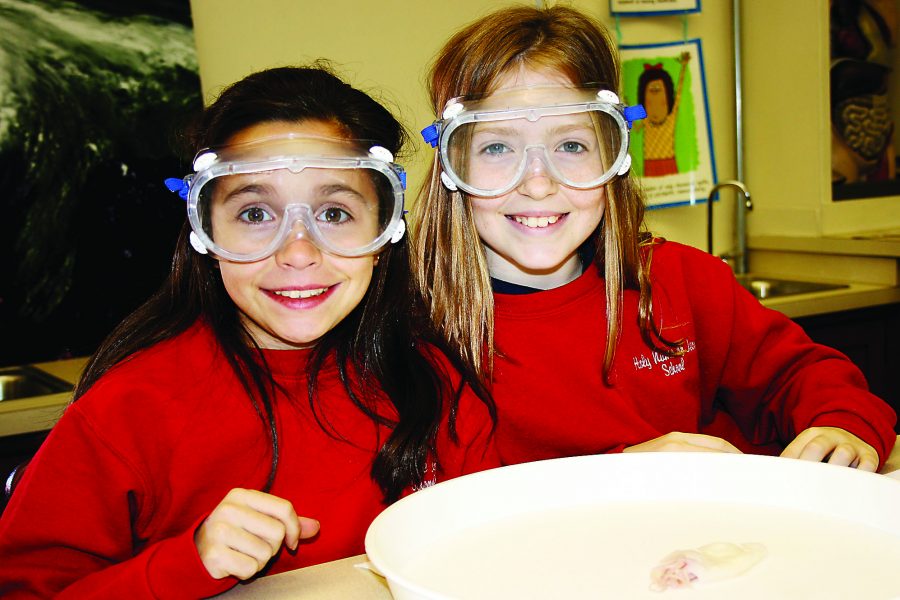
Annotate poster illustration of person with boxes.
[636,52,690,177]
[620,39,716,208]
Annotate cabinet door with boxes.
[794,303,900,431]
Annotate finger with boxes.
[780,430,813,460]
[795,436,833,463]
[828,445,879,472]
[852,449,879,473]
[661,432,742,453]
[298,516,321,541]
[666,441,737,453]
[783,428,881,471]
[206,519,276,574]
[824,443,856,467]
[213,499,288,555]
[232,489,302,551]
[780,428,820,460]
[623,432,742,454]
[204,543,268,580]
[848,439,879,472]
[241,510,293,555]
[682,434,742,454]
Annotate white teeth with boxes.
[274,287,328,299]
[513,215,560,228]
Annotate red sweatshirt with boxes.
[0,322,497,598]
[492,240,896,466]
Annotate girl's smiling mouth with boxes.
[507,213,567,229]
[272,287,329,299]
[265,285,337,307]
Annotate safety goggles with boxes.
[165,135,407,262]
[421,87,646,197]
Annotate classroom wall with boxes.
[188,0,738,251]
[190,0,898,251]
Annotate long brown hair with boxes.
[413,5,678,384]
[75,65,492,502]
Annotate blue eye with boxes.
[482,142,511,155]
[317,207,351,224]
[558,141,587,153]
[239,206,274,223]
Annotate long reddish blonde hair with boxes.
[413,5,675,384]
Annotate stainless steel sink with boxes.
[735,275,849,300]
[0,366,74,401]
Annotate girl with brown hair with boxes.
[0,65,497,597]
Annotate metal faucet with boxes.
[707,180,753,275]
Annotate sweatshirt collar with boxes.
[494,261,603,317]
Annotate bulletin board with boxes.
[620,38,717,208]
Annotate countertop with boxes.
[752,280,900,319]
[0,357,86,437]
[751,230,900,258]
[215,555,392,599]
[742,230,900,318]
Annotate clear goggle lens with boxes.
[185,136,405,261]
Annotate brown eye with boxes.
[318,207,350,224]
[239,206,272,223]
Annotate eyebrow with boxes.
[317,183,367,200]
[472,121,596,139]
[218,182,369,204]
[220,183,271,204]
[471,125,521,139]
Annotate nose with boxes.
[274,219,322,269]
[516,151,558,200]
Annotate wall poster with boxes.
[610,0,701,17]
[619,39,717,208]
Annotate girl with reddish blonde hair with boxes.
[413,5,895,469]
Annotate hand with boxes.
[678,51,691,64]
[623,432,743,454]
[780,426,878,472]
[195,488,320,580]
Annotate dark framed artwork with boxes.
[830,0,899,201]
[620,39,717,209]
[0,0,202,366]
[610,0,701,17]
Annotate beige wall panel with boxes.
[191,0,900,247]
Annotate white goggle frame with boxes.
[181,135,407,262]
[423,88,644,198]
